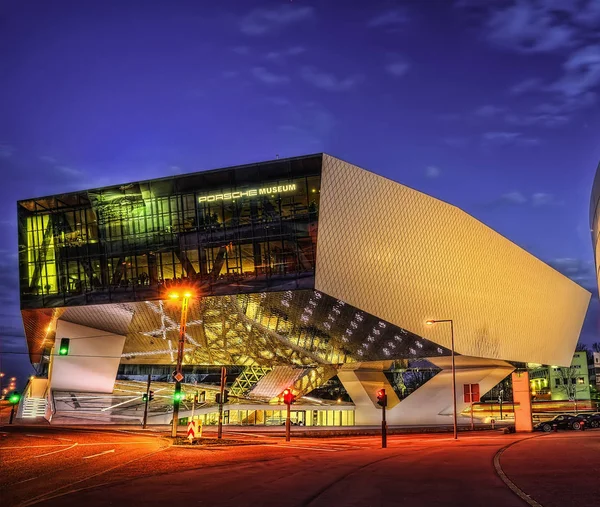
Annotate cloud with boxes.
[531,192,562,206]
[385,58,410,77]
[252,67,290,85]
[368,8,409,29]
[240,5,314,35]
[474,105,505,117]
[482,131,540,146]
[547,44,600,98]
[504,112,569,127]
[547,258,596,290]
[500,191,528,204]
[54,165,83,177]
[425,166,441,179]
[484,1,576,54]
[509,77,542,95]
[265,46,306,62]
[0,144,15,158]
[300,67,362,91]
[232,46,250,55]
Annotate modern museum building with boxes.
[15,154,590,427]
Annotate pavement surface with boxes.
[0,425,598,507]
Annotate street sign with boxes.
[187,420,198,442]
[173,371,184,383]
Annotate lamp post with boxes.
[426,319,457,440]
[169,289,194,438]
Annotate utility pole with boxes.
[377,389,387,448]
[499,389,504,420]
[142,373,151,429]
[217,366,226,439]
[170,290,192,438]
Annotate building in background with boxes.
[16,154,590,426]
[529,352,591,402]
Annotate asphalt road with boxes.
[1,426,598,507]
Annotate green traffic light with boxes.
[59,347,68,355]
[174,392,184,401]
[8,392,20,404]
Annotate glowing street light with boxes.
[426,318,458,440]
[168,287,196,438]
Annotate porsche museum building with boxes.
[16,154,590,427]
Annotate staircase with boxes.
[21,397,47,419]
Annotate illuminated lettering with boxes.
[199,183,297,203]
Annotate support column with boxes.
[512,370,533,432]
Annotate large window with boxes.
[18,155,322,308]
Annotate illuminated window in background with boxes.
[577,377,585,384]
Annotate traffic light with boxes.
[142,393,148,402]
[58,338,70,356]
[8,392,21,404]
[149,390,154,402]
[376,388,387,407]
[222,389,229,403]
[174,391,184,402]
[283,388,296,405]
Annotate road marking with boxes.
[83,449,115,459]
[493,435,544,507]
[1,444,71,450]
[26,434,48,438]
[275,444,339,452]
[21,443,171,506]
[34,443,78,458]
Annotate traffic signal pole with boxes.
[142,373,151,429]
[9,404,15,425]
[217,366,226,439]
[285,401,291,442]
[171,293,190,438]
[381,398,387,448]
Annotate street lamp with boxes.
[426,319,458,440]
[168,288,195,438]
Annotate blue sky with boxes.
[1,0,599,383]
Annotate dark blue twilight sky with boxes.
[1,0,599,383]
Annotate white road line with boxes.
[26,434,48,438]
[34,443,78,458]
[1,444,71,450]
[275,444,339,452]
[83,449,115,459]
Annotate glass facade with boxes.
[18,155,322,308]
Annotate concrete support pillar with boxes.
[49,320,126,394]
[512,370,533,432]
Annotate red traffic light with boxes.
[377,388,387,407]
[283,388,296,405]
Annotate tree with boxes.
[592,342,600,353]
[555,366,587,402]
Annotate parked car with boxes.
[576,413,600,428]
[534,414,582,432]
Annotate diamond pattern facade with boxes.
[315,155,590,366]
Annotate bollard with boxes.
[491,418,495,430]
[553,424,558,432]
[580,421,585,431]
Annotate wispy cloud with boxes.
[504,112,569,128]
[0,144,15,159]
[482,131,540,146]
[278,103,335,145]
[240,5,314,35]
[548,258,596,289]
[300,67,362,91]
[531,192,561,207]
[547,44,600,98]
[232,46,250,55]
[500,191,528,205]
[368,9,409,29]
[265,46,306,62]
[385,55,410,77]
[474,105,505,117]
[252,67,290,85]
[425,166,441,179]
[484,1,576,54]
[488,190,562,208]
[509,78,542,95]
